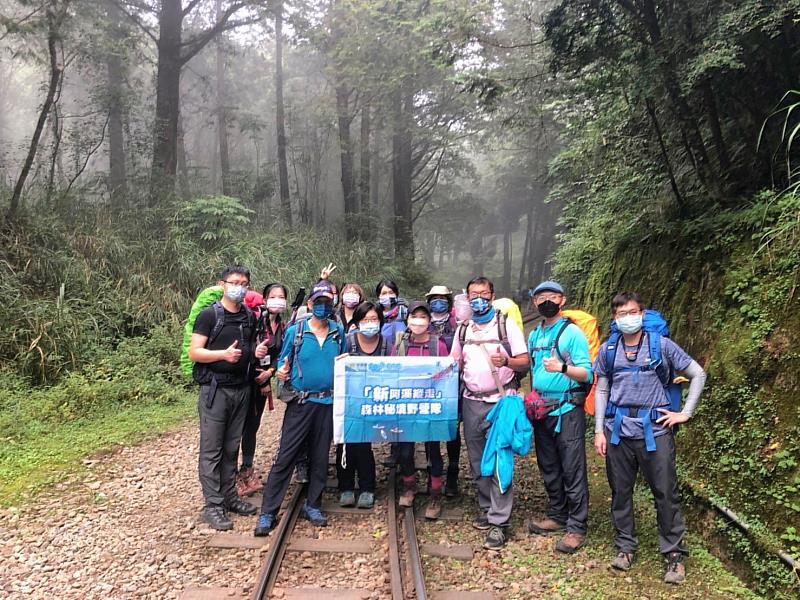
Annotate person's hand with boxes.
[655,409,690,428]
[320,263,337,280]
[222,340,241,364]
[277,357,291,381]
[594,431,607,457]
[255,368,270,385]
[255,338,269,360]
[542,348,563,373]
[490,347,506,368]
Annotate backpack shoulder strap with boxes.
[207,302,226,345]
[552,317,573,363]
[429,333,441,357]
[457,321,468,345]
[394,331,408,356]
[346,330,358,354]
[605,331,622,386]
[496,313,512,356]
[380,334,389,356]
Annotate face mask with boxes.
[379,295,397,308]
[469,297,491,316]
[225,285,247,303]
[342,292,361,308]
[358,322,380,338]
[407,317,430,335]
[616,314,643,335]
[429,299,450,314]
[266,298,286,313]
[537,299,560,318]
[312,302,333,319]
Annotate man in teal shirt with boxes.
[527,281,592,554]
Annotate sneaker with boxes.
[555,532,587,554]
[484,526,506,551]
[225,497,258,516]
[243,467,262,496]
[294,461,309,484]
[302,502,328,527]
[445,464,459,498]
[202,505,233,531]
[472,515,491,531]
[254,512,277,536]
[424,494,442,520]
[610,551,634,571]
[664,552,686,585]
[339,491,356,507]
[235,468,251,498]
[356,491,375,509]
[528,516,567,535]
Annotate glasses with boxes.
[535,294,561,303]
[360,318,380,324]
[616,309,642,318]
[467,292,492,300]
[223,280,249,288]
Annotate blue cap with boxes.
[531,281,565,296]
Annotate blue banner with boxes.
[333,355,460,444]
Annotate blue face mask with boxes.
[358,322,380,338]
[469,297,491,316]
[312,302,333,319]
[429,299,450,314]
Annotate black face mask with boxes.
[537,299,560,318]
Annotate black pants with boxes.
[532,407,589,534]
[398,442,443,478]
[198,383,250,507]
[335,443,376,493]
[426,433,461,476]
[260,400,333,514]
[240,384,268,468]
[606,431,687,555]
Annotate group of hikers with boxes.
[186,265,707,585]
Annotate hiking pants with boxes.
[462,398,513,527]
[198,382,250,507]
[397,442,443,478]
[606,431,687,555]
[425,435,461,479]
[532,408,589,534]
[260,400,333,514]
[336,443,376,494]
[240,384,269,468]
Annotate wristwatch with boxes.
[561,362,568,374]
[502,356,509,367]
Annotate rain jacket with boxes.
[480,394,532,494]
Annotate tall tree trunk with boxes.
[518,203,533,289]
[336,85,356,226]
[9,5,63,218]
[275,0,291,226]
[644,97,685,213]
[215,0,230,195]
[392,86,414,259]
[176,113,189,199]
[149,0,182,204]
[107,0,127,205]
[359,101,371,212]
[46,103,63,203]
[701,80,731,175]
[502,229,512,295]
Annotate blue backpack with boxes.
[604,309,683,451]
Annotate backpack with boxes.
[492,298,524,333]
[394,332,441,357]
[603,309,683,452]
[346,331,389,357]
[456,313,525,390]
[285,317,343,380]
[530,310,600,415]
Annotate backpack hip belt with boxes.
[464,381,518,399]
[605,401,668,452]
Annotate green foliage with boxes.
[176,196,254,248]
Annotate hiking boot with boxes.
[339,491,356,507]
[424,492,442,520]
[555,532,587,554]
[445,464,459,498]
[302,502,328,527]
[356,491,375,509]
[472,514,491,531]
[528,516,567,535]
[243,467,262,496]
[398,477,416,508]
[664,552,686,585]
[225,497,257,516]
[294,461,309,484]
[202,505,233,531]
[235,468,251,498]
[484,526,507,551]
[253,512,277,536]
[610,551,634,571]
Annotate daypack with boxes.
[530,309,600,415]
[285,317,343,380]
[604,309,683,452]
[181,286,224,377]
[347,330,389,357]
[492,298,524,333]
[394,332,441,357]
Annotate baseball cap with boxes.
[531,281,565,296]
[309,280,336,301]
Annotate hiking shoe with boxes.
[302,503,328,527]
[610,551,634,571]
[399,488,415,508]
[339,491,356,507]
[356,491,375,509]
[472,515,491,531]
[528,516,567,535]
[664,552,686,585]
[202,505,233,531]
[445,465,459,498]
[424,495,442,520]
[225,497,257,516]
[235,468,251,498]
[484,526,507,551]
[253,512,277,536]
[243,467,262,496]
[555,532,587,554]
[294,461,309,484]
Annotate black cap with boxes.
[407,300,432,316]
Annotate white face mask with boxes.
[616,314,643,334]
[342,291,361,308]
[407,317,430,335]
[266,298,287,313]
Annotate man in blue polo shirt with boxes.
[527,281,593,554]
[254,279,347,535]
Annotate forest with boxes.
[1,1,799,597]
